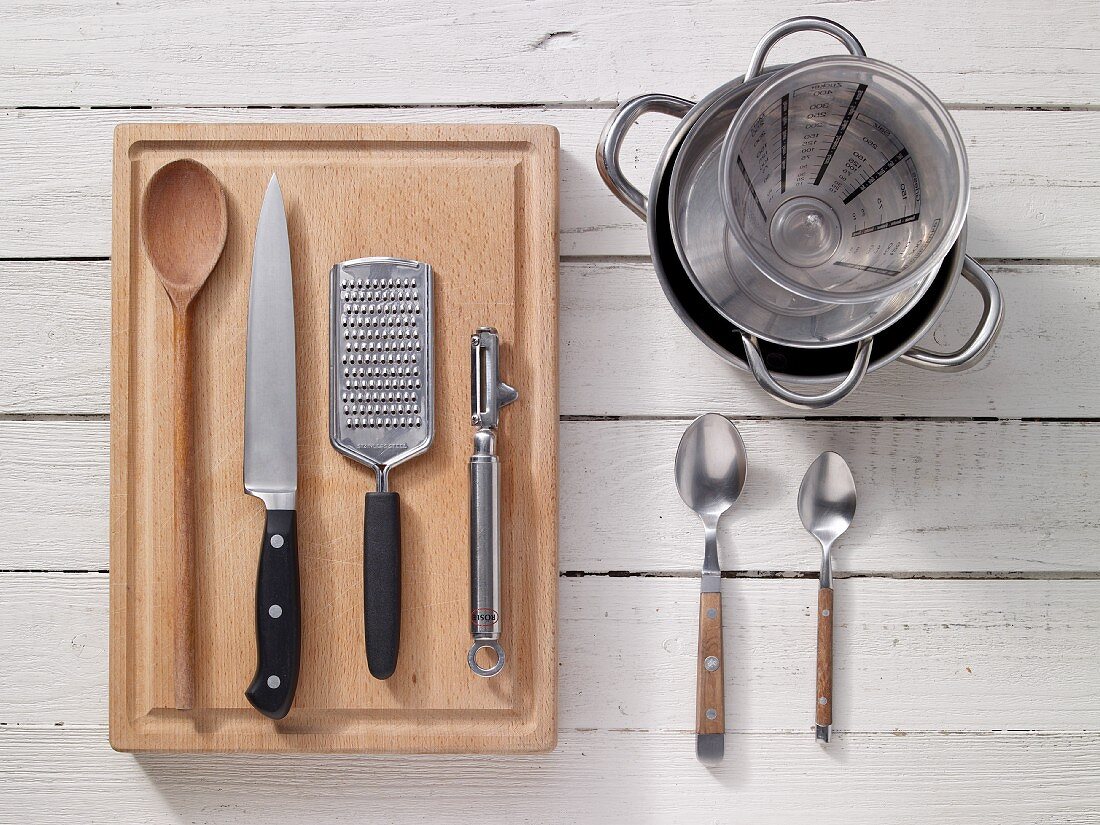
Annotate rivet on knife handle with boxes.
[468,327,517,677]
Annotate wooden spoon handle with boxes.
[696,590,724,735]
[172,309,196,709]
[815,586,833,740]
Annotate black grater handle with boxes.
[245,508,301,719]
[364,491,401,679]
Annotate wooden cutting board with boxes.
[109,123,558,752]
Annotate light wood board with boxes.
[109,123,559,752]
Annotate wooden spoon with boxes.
[140,159,227,710]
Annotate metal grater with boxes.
[329,257,434,479]
[329,256,433,679]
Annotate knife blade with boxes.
[243,174,300,720]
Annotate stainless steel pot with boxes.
[596,78,1003,409]
[667,18,952,349]
[667,58,937,349]
[719,19,971,309]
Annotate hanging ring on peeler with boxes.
[468,640,506,678]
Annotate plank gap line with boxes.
[4,570,1100,580]
[5,102,1100,112]
[558,570,1100,580]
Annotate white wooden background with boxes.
[2,1,1099,822]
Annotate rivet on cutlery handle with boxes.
[816,586,834,743]
[696,590,724,764]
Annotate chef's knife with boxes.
[243,174,301,720]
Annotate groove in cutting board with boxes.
[109,123,559,752]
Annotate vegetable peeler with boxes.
[468,327,518,677]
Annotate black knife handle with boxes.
[245,509,301,719]
[364,491,401,679]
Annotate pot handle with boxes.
[745,17,866,81]
[743,335,873,409]
[899,256,1004,373]
[597,94,693,219]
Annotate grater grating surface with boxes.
[329,257,434,488]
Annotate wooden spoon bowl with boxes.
[141,159,228,305]
[140,158,227,710]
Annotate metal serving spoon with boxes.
[797,451,857,744]
[140,158,227,709]
[675,414,748,766]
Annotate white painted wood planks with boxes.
[1,0,1095,106]
[4,574,1099,732]
[0,108,1094,258]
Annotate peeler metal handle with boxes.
[468,328,517,677]
[469,430,504,676]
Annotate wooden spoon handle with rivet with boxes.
[816,586,834,742]
[696,589,724,764]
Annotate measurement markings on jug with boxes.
[851,212,921,236]
[780,93,790,194]
[834,261,901,277]
[814,83,867,185]
[843,147,911,204]
[736,155,768,221]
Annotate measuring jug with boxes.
[719,17,969,306]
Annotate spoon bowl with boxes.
[141,159,228,303]
[675,413,748,522]
[798,451,857,549]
